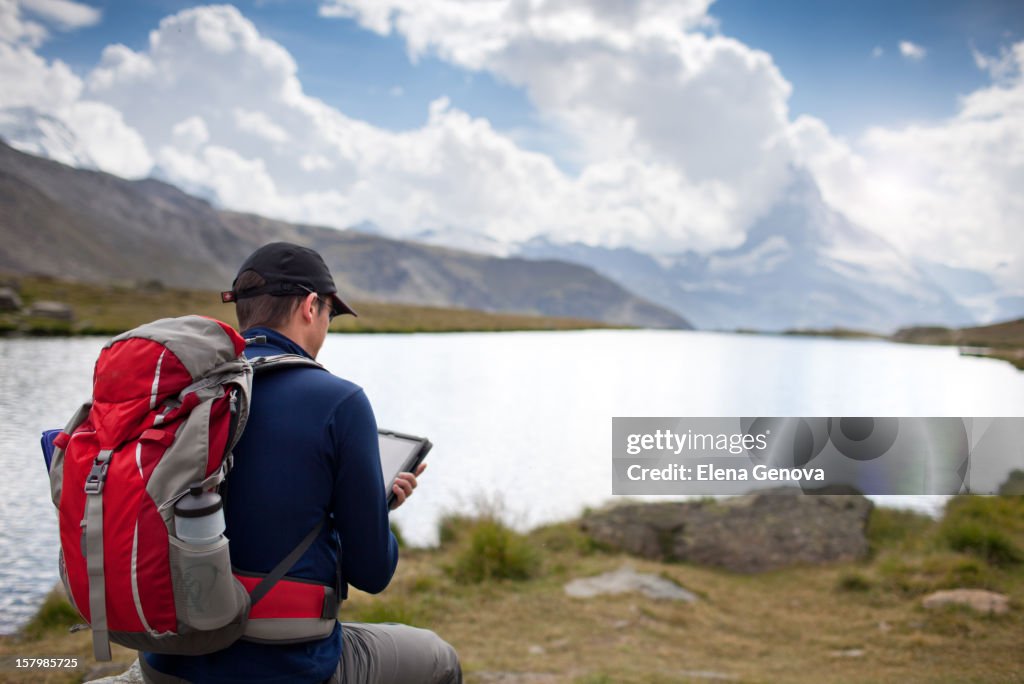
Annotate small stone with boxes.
[676,670,737,681]
[527,644,545,655]
[27,300,73,321]
[830,649,865,658]
[85,659,143,683]
[564,565,698,602]
[877,621,892,633]
[0,286,21,312]
[473,673,561,683]
[922,589,1010,615]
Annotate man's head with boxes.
[222,242,356,356]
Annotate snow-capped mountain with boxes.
[2,108,1003,333]
[913,260,1024,326]
[411,227,514,257]
[517,171,979,333]
[0,107,99,170]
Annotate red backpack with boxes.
[48,316,337,661]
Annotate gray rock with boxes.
[564,565,698,602]
[0,286,21,311]
[922,589,1010,615]
[675,671,738,681]
[27,300,73,320]
[85,659,143,683]
[581,491,872,573]
[473,673,561,683]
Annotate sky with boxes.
[2,0,1023,287]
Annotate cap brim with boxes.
[329,293,357,318]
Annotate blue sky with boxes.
[36,1,538,132]
[712,0,1024,135]
[34,0,1023,140]
[5,0,1022,284]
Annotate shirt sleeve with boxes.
[328,388,398,594]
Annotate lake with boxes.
[2,329,1023,634]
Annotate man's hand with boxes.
[389,462,427,510]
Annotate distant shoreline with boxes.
[735,320,1024,371]
[0,274,621,336]
[2,274,1021,372]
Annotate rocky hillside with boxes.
[0,142,688,329]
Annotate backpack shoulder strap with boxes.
[249,354,327,375]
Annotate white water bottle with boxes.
[171,485,239,631]
[174,486,224,545]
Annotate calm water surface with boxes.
[3,330,1023,633]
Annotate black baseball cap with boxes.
[221,242,357,317]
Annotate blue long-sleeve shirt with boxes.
[145,327,398,683]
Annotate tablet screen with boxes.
[378,430,432,504]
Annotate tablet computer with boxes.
[378,429,432,506]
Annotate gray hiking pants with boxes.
[139,623,461,684]
[329,623,462,684]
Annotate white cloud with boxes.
[0,0,148,176]
[318,0,794,248]
[20,0,100,30]
[972,42,1022,83]
[0,40,81,109]
[322,2,1022,281]
[233,108,290,143]
[88,43,155,91]
[0,0,48,47]
[60,100,152,176]
[171,115,209,151]
[791,42,1024,288]
[898,40,926,61]
[0,1,1021,290]
[32,3,776,252]
[300,153,333,172]
[871,46,883,58]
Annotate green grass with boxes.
[835,570,873,593]
[0,273,619,336]
[998,469,1024,495]
[890,318,1024,371]
[858,497,1024,597]
[345,597,428,626]
[7,497,1024,683]
[939,496,1024,566]
[19,589,81,641]
[866,507,936,555]
[449,518,542,583]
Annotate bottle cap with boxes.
[175,486,222,519]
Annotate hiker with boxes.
[141,242,461,683]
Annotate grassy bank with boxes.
[892,318,1024,370]
[744,319,1024,371]
[3,496,1022,683]
[0,275,618,336]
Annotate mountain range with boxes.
[0,140,687,329]
[1,111,1017,334]
[516,171,996,333]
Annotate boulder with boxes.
[564,565,698,602]
[27,300,73,320]
[0,286,21,311]
[922,589,1010,615]
[581,491,872,573]
[86,659,143,683]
